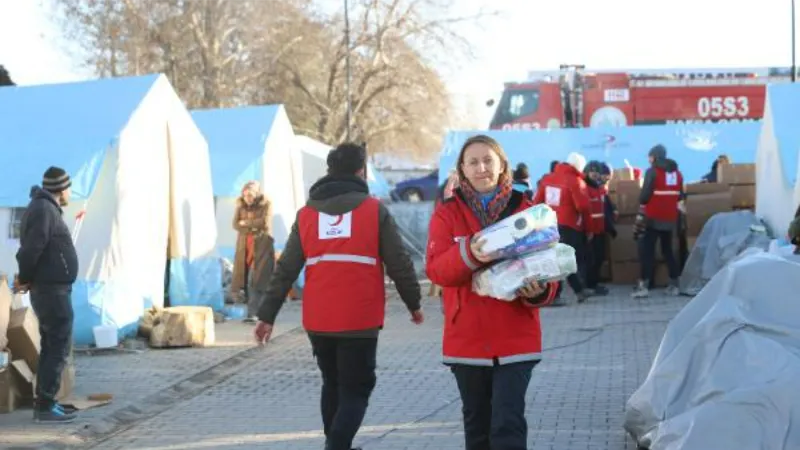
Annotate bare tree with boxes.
[47,0,488,158]
[0,65,14,86]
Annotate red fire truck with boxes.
[487,66,794,130]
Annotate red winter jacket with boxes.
[426,189,559,366]
[533,163,591,231]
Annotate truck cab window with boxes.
[490,89,540,128]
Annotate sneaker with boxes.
[576,290,591,303]
[582,288,596,296]
[56,403,78,414]
[243,316,258,324]
[34,405,77,423]
[631,281,649,299]
[592,285,610,296]
[665,281,680,296]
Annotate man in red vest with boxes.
[632,144,684,298]
[583,161,610,296]
[254,143,424,450]
[533,152,593,304]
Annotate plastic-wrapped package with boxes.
[472,243,578,301]
[474,204,559,259]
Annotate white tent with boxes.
[756,83,800,239]
[294,135,392,198]
[191,105,305,260]
[0,74,221,346]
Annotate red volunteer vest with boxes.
[587,185,605,234]
[644,167,683,222]
[298,198,385,332]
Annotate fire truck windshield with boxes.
[489,88,540,129]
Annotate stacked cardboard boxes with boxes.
[684,163,756,240]
[0,276,74,413]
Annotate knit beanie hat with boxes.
[649,144,667,159]
[566,152,586,173]
[43,166,71,193]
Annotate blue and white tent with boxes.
[191,105,305,259]
[0,74,222,346]
[294,135,392,199]
[756,84,800,238]
[438,122,762,185]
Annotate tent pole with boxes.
[344,0,353,140]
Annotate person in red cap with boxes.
[533,152,593,304]
[632,144,684,298]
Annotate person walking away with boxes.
[533,152,592,304]
[427,134,559,450]
[14,167,79,423]
[229,181,274,323]
[632,145,684,298]
[512,162,533,200]
[253,143,424,450]
[583,161,609,296]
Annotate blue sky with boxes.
[1,0,797,127]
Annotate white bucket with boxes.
[93,325,119,349]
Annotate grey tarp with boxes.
[625,250,800,450]
[679,210,771,295]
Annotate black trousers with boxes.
[29,284,73,410]
[309,335,378,450]
[451,361,537,450]
[585,233,607,289]
[638,227,680,282]
[557,226,585,294]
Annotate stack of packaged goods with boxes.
[471,204,578,301]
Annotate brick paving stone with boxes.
[74,286,687,450]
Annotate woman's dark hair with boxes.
[456,134,511,183]
[550,160,559,172]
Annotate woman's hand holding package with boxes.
[470,236,496,263]
[516,279,545,298]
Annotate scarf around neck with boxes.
[458,174,513,228]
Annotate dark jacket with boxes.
[16,186,79,285]
[512,179,533,200]
[701,160,720,183]
[257,174,421,337]
[639,158,685,231]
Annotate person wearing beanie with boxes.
[14,166,79,422]
[582,161,611,296]
[533,152,593,304]
[512,162,533,200]
[632,144,684,298]
[254,142,423,450]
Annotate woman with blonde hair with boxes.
[426,134,559,449]
[230,181,275,323]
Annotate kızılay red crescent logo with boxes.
[329,215,344,226]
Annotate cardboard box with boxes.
[0,365,22,413]
[685,191,733,237]
[6,308,40,373]
[0,277,10,350]
[610,225,639,262]
[611,181,643,216]
[730,184,756,208]
[685,182,729,196]
[718,163,755,185]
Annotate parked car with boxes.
[390,170,439,202]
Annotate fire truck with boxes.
[487,65,795,130]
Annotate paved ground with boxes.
[0,286,687,450]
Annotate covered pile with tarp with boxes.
[679,210,771,295]
[625,250,800,450]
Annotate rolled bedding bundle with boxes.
[472,243,578,301]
